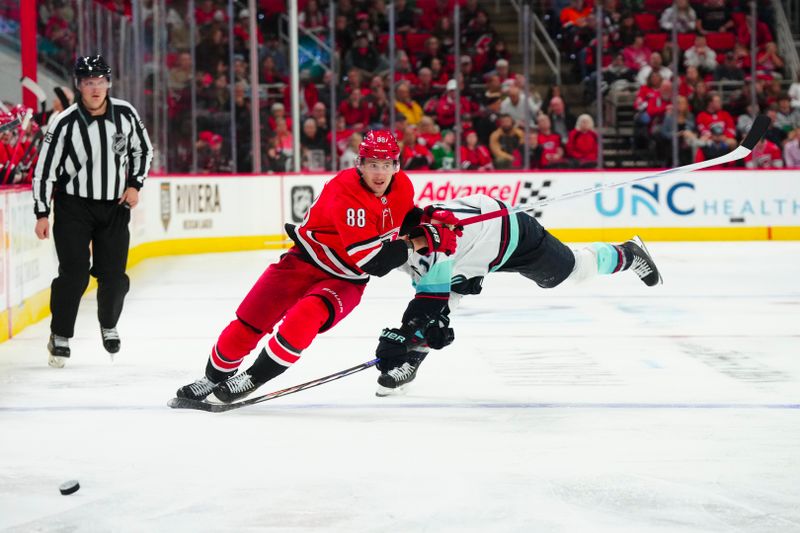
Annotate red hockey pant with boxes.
[210,251,366,372]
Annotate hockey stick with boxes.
[0,117,21,134]
[2,110,33,184]
[168,358,379,412]
[458,114,771,227]
[20,77,48,106]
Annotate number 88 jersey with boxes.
[292,167,416,282]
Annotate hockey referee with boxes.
[32,55,153,368]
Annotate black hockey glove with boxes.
[375,327,425,372]
[424,314,454,350]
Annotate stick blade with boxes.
[167,397,215,411]
[741,115,771,150]
[168,396,248,412]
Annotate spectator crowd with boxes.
[565,0,796,168]
[2,0,800,176]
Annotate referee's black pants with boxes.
[50,192,131,338]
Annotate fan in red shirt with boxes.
[736,13,773,48]
[175,130,461,404]
[338,89,372,131]
[195,0,227,25]
[696,94,736,139]
[745,138,784,168]
[533,115,566,168]
[434,79,477,130]
[417,116,442,149]
[399,125,434,170]
[394,52,420,86]
[566,114,599,168]
[460,130,493,170]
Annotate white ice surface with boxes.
[1,242,799,533]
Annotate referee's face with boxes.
[78,77,110,113]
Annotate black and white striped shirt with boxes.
[32,96,153,217]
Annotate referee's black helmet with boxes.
[74,55,112,85]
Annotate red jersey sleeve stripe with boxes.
[346,234,382,253]
[294,229,369,280]
[345,228,400,255]
[307,231,365,277]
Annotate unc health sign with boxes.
[283,171,800,229]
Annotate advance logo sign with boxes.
[414,178,552,218]
[595,182,695,217]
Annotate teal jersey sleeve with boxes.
[414,255,455,296]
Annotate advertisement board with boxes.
[5,190,57,309]
[282,170,800,231]
[139,176,284,241]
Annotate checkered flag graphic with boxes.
[516,180,552,218]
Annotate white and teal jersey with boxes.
[400,194,521,299]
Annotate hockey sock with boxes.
[205,345,238,382]
[592,243,633,275]
[248,339,293,382]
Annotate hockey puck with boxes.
[59,480,80,495]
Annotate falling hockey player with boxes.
[174,130,461,404]
[373,193,662,396]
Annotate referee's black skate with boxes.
[376,354,426,397]
[213,371,267,403]
[47,334,70,368]
[176,377,221,401]
[100,327,121,354]
[622,236,662,287]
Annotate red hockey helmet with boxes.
[358,129,400,161]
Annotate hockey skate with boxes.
[213,371,267,403]
[47,334,70,368]
[176,377,221,401]
[622,236,662,287]
[100,327,121,355]
[376,355,426,397]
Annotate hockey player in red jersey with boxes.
[175,130,461,403]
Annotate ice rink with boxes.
[1,242,799,532]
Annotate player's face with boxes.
[360,157,396,196]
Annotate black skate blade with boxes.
[375,384,410,397]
